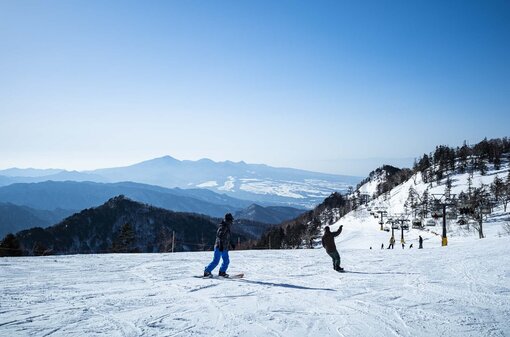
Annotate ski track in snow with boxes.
[1,237,510,337]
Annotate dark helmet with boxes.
[225,213,234,222]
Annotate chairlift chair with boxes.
[412,218,423,228]
[401,221,410,230]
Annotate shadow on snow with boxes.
[344,271,418,275]
[238,279,336,291]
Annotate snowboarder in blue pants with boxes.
[204,213,234,278]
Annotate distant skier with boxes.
[204,213,234,278]
[321,225,344,272]
[409,244,413,249]
[419,235,423,249]
[381,243,384,249]
[388,236,395,249]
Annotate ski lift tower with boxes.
[390,218,399,240]
[431,193,456,247]
[376,209,388,231]
[395,214,408,245]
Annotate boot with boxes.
[203,270,212,277]
[219,271,229,278]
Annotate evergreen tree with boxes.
[0,233,23,257]
[112,223,137,253]
[445,176,453,199]
[504,170,510,212]
[456,141,470,174]
[416,154,431,179]
[476,157,488,176]
[491,176,504,202]
[405,187,419,217]
[470,186,488,239]
[446,147,455,173]
[494,154,501,170]
[421,190,429,216]
[468,157,476,175]
[467,175,473,197]
[33,241,50,256]
[473,137,489,160]
[435,166,444,181]
[428,168,434,187]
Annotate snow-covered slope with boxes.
[368,168,509,218]
[333,204,510,250]
[1,236,509,337]
[336,163,510,249]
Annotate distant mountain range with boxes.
[0,203,75,238]
[234,204,305,225]
[0,156,361,208]
[0,181,304,237]
[0,156,357,239]
[0,181,251,214]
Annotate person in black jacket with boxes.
[321,225,343,272]
[204,213,234,277]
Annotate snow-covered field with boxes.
[2,234,509,337]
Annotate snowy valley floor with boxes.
[1,238,510,337]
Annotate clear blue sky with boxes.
[1,0,509,176]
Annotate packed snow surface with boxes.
[1,235,509,336]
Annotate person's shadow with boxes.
[344,271,418,275]
[237,279,336,291]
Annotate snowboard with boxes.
[194,273,244,279]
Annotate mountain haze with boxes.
[0,203,74,238]
[0,156,361,208]
[0,181,251,216]
[234,204,305,225]
[0,181,305,236]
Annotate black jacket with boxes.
[321,226,342,253]
[215,220,231,251]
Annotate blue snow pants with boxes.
[205,248,230,273]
